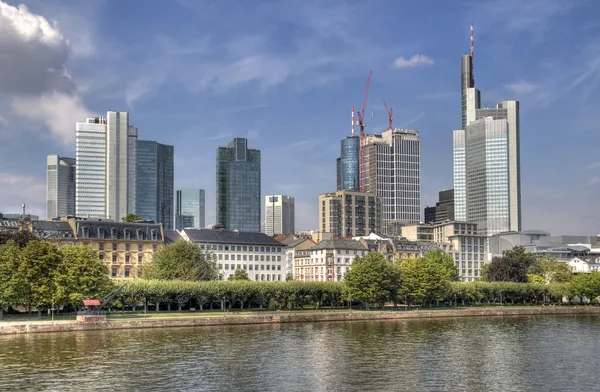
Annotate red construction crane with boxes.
[358,70,372,192]
[383,100,393,130]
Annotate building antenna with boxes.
[470,23,474,58]
[351,106,355,136]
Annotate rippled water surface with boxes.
[1,315,599,391]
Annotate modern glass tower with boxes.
[136,140,174,230]
[216,138,261,232]
[46,155,76,218]
[265,195,295,236]
[175,189,205,230]
[336,136,360,191]
[75,116,107,218]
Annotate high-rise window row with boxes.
[176,189,205,230]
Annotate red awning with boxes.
[83,300,101,306]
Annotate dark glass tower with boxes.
[136,140,174,230]
[216,138,261,232]
[336,136,360,191]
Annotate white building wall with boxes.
[199,243,285,281]
[75,118,107,218]
[265,195,295,236]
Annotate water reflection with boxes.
[1,316,599,391]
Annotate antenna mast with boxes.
[470,23,474,58]
[351,106,355,136]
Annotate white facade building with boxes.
[297,239,368,282]
[180,228,286,281]
[265,195,295,236]
[568,257,600,274]
[76,117,107,218]
[46,154,76,219]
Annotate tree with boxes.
[486,246,535,282]
[229,269,250,281]
[0,230,38,248]
[422,249,459,281]
[571,271,600,304]
[144,239,218,281]
[122,213,142,222]
[54,245,113,306]
[0,241,21,317]
[397,255,453,308]
[13,240,62,315]
[343,252,400,309]
[528,257,573,283]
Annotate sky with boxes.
[0,0,600,235]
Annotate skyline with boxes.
[1,0,600,235]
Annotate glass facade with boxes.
[336,136,360,191]
[46,155,76,219]
[265,195,295,236]
[175,189,205,230]
[216,138,261,232]
[136,140,174,230]
[75,117,107,218]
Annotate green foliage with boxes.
[527,274,546,284]
[397,254,453,307]
[343,253,400,308]
[229,269,250,281]
[55,246,113,305]
[144,239,218,281]
[528,257,573,283]
[0,230,38,248]
[571,271,600,304]
[486,246,535,282]
[422,249,459,281]
[0,241,21,309]
[121,213,142,222]
[449,281,570,305]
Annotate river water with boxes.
[1,315,598,391]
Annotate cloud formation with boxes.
[0,1,90,144]
[392,54,434,69]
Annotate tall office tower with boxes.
[106,111,137,221]
[46,155,76,218]
[363,129,420,234]
[424,188,455,224]
[336,136,360,191]
[136,140,174,230]
[453,129,467,221]
[265,195,295,236]
[216,138,261,232]
[319,190,380,237]
[175,189,205,230]
[76,116,107,218]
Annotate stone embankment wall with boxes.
[2,307,600,335]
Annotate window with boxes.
[112,255,117,263]
[225,255,229,261]
[237,246,241,251]
[266,247,270,253]
[249,246,254,252]
[277,256,281,262]
[124,229,130,240]
[261,247,265,252]
[138,255,143,264]
[218,254,223,260]
[225,264,229,270]
[99,254,104,260]
[237,255,241,261]
[218,245,223,251]
[277,265,281,271]
[97,228,104,238]
[249,255,253,261]
[243,264,247,270]
[83,227,89,238]
[261,265,265,270]
[111,267,117,277]
[152,245,157,252]
[225,245,229,251]
[261,255,265,261]
[243,255,247,261]
[267,265,271,270]
[249,265,253,270]
[125,255,130,264]
[218,264,222,269]
[237,264,241,269]
[266,256,270,262]
[138,244,143,251]
[230,264,235,270]
[150,230,157,241]
[136,229,142,240]
[243,246,247,251]
[111,228,117,239]
[125,243,130,251]
[124,269,130,278]
[112,243,117,251]
[99,243,104,251]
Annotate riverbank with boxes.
[2,306,600,335]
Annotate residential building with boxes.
[352,233,444,261]
[75,112,138,221]
[279,237,316,280]
[265,195,295,236]
[295,230,335,243]
[433,221,488,281]
[136,140,174,230]
[336,136,360,191]
[216,138,261,232]
[175,189,205,230]
[399,223,434,242]
[319,190,380,238]
[180,228,285,281]
[424,189,454,224]
[568,257,600,274]
[46,155,76,219]
[295,239,367,282]
[364,129,420,234]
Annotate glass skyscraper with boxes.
[46,155,76,218]
[216,138,261,232]
[336,136,360,191]
[175,189,205,230]
[76,116,108,219]
[136,140,174,230]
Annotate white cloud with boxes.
[392,54,434,69]
[0,172,45,216]
[0,1,91,144]
[505,81,540,94]
[11,92,91,145]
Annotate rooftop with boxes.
[183,229,283,246]
[312,239,368,251]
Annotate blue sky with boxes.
[1,0,599,235]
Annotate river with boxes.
[1,315,598,391]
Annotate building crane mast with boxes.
[357,70,372,193]
[383,100,393,130]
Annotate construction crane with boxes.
[357,70,372,193]
[383,100,393,130]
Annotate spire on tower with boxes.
[470,23,474,58]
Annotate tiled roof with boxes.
[312,239,367,251]
[32,221,75,239]
[183,229,284,246]
[76,220,163,241]
[164,230,182,244]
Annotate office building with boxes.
[336,136,360,191]
[424,189,454,224]
[453,28,521,234]
[179,227,285,281]
[364,129,420,234]
[319,190,381,238]
[175,189,205,230]
[75,112,138,221]
[136,140,174,230]
[46,155,76,219]
[216,138,261,232]
[265,195,295,236]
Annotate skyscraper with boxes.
[46,155,76,218]
[319,190,380,237]
[453,26,521,235]
[216,138,261,232]
[75,112,138,221]
[336,136,360,191]
[265,195,295,236]
[364,129,421,234]
[175,189,205,230]
[136,140,174,230]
